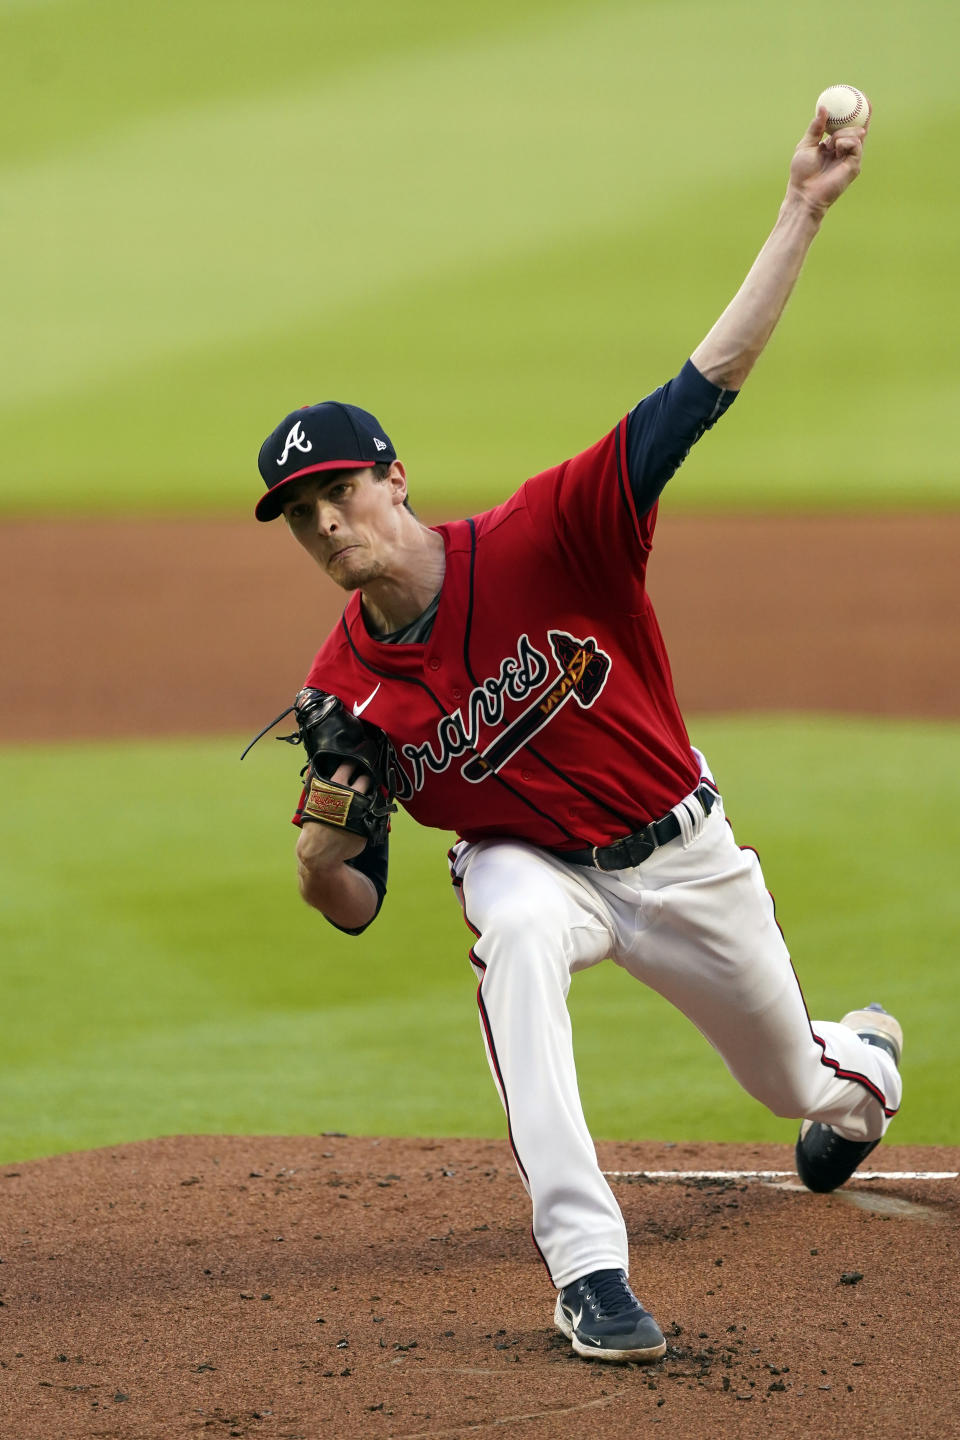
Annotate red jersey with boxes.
[301,363,735,851]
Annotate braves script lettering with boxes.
[396,633,546,797]
[393,631,611,798]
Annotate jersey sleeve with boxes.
[521,360,736,610]
[626,360,736,517]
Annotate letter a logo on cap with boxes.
[278,421,313,467]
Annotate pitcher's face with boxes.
[282,465,408,590]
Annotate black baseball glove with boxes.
[242,687,397,846]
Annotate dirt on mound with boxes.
[1,1134,956,1439]
[1,513,957,743]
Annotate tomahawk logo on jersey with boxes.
[295,360,735,872]
[455,629,611,787]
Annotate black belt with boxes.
[563,782,718,872]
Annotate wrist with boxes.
[296,827,364,887]
[297,847,342,880]
[297,851,348,902]
[780,187,827,229]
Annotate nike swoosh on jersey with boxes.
[353,684,381,717]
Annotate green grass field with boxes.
[2,2,956,1164]
[2,0,958,514]
[2,718,956,1164]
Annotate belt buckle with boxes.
[591,844,617,873]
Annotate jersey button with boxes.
[521,768,533,781]
[452,687,462,700]
[428,658,440,671]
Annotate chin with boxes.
[326,567,362,592]
[327,555,379,591]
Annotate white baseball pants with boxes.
[448,783,902,1289]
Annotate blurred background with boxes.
[1,0,957,1162]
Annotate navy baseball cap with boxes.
[255,401,396,521]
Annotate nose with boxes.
[315,500,338,536]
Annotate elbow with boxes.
[689,347,753,393]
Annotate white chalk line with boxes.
[389,1392,618,1439]
[604,1169,957,1181]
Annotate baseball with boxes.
[816,84,871,133]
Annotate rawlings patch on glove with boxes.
[242,687,397,847]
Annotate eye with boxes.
[287,501,311,521]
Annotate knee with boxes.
[470,895,572,983]
[758,1077,822,1121]
[477,895,567,951]
[465,861,570,944]
[765,1096,807,1122]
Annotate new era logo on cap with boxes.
[255,401,396,522]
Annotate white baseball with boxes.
[816,84,871,134]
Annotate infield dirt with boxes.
[1,513,957,743]
[2,1135,957,1440]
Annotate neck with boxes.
[361,525,446,634]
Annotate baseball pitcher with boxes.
[249,106,901,1362]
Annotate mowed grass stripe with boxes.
[1,6,780,409]
[2,0,959,512]
[1,716,956,1161]
[0,0,592,168]
[3,145,954,517]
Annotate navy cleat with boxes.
[796,1002,903,1194]
[554,1268,666,1363]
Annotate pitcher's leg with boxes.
[451,840,628,1287]
[795,1003,903,1192]
[612,809,901,1142]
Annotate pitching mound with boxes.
[2,1135,957,1438]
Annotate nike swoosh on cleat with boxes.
[353,684,381,717]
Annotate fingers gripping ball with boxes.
[294,688,397,846]
[816,84,870,134]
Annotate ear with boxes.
[387,460,408,506]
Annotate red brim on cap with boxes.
[254,460,377,522]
